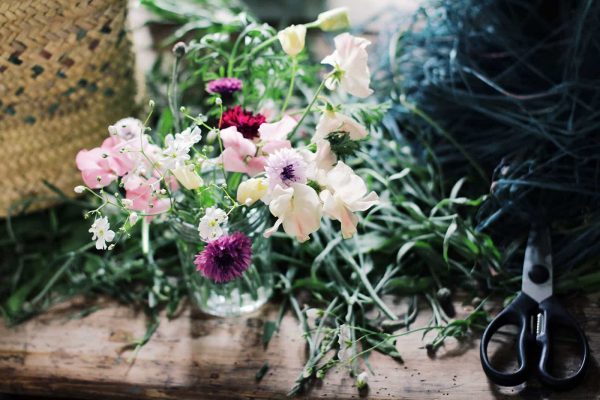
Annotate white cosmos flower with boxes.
[89,216,115,250]
[314,109,368,142]
[198,206,228,242]
[263,183,322,243]
[321,33,373,98]
[320,161,380,239]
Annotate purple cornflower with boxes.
[206,77,243,97]
[194,232,252,283]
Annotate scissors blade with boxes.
[521,225,553,303]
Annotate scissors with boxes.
[480,224,589,389]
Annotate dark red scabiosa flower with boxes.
[194,232,253,283]
[206,77,243,98]
[220,106,266,140]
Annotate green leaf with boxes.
[262,321,277,347]
[443,219,458,263]
[366,335,403,362]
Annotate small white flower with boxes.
[356,371,368,389]
[305,308,324,329]
[89,216,116,250]
[278,25,307,57]
[265,148,308,189]
[159,127,202,170]
[337,324,352,362]
[121,198,133,209]
[198,206,228,242]
[74,185,85,194]
[322,33,373,98]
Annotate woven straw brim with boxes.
[0,0,137,216]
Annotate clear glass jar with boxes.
[172,207,273,317]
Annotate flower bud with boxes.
[236,178,268,206]
[171,164,204,190]
[172,41,187,57]
[356,371,368,390]
[74,185,85,193]
[129,212,139,226]
[314,7,350,31]
[277,25,307,57]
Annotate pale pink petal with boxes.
[261,139,292,154]
[246,156,267,176]
[221,148,249,174]
[259,115,297,142]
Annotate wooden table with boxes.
[0,295,599,399]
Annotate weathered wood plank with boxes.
[0,294,599,399]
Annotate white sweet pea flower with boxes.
[321,33,373,98]
[198,206,228,242]
[278,25,307,57]
[237,178,269,206]
[337,324,353,362]
[171,164,204,190]
[314,7,350,31]
[263,183,322,243]
[89,216,115,250]
[314,109,368,142]
[356,371,369,389]
[320,161,380,239]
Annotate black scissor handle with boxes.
[536,296,589,389]
[480,293,538,386]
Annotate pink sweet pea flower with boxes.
[220,116,295,176]
[76,137,137,188]
[125,176,170,221]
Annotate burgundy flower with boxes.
[220,106,266,140]
[194,232,252,283]
[206,77,243,97]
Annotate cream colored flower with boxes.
[322,33,373,98]
[314,109,368,142]
[237,178,269,206]
[278,25,307,57]
[314,7,350,31]
[320,161,379,239]
[171,164,204,190]
[263,183,322,243]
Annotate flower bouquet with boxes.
[74,8,381,318]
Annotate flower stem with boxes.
[142,219,150,256]
[289,79,326,138]
[339,248,398,320]
[279,57,297,118]
[168,57,182,132]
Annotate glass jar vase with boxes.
[172,207,273,317]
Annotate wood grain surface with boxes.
[0,294,598,400]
